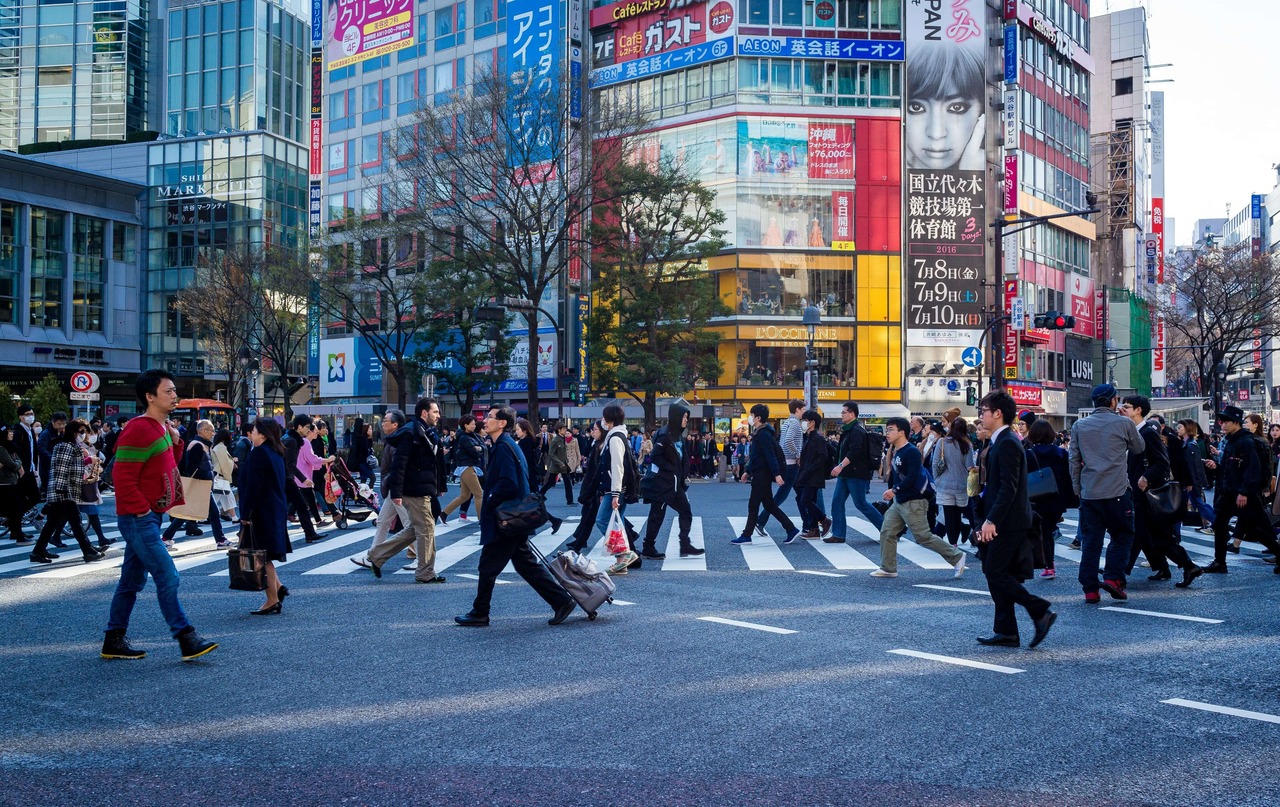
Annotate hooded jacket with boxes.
[647,401,691,502]
[386,419,446,499]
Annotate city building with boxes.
[0,151,145,416]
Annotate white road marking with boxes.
[914,584,991,596]
[455,573,511,584]
[887,649,1025,674]
[611,599,636,606]
[660,517,706,571]
[305,520,469,575]
[1161,698,1280,725]
[697,616,797,635]
[844,518,952,569]
[805,534,879,569]
[794,569,847,578]
[211,527,375,575]
[726,518,794,570]
[1099,607,1223,624]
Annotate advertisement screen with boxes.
[903,0,987,348]
[325,0,415,70]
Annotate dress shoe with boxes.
[1147,570,1172,581]
[50,539,67,548]
[1202,561,1229,574]
[800,529,822,539]
[1176,566,1203,588]
[29,553,55,564]
[370,560,383,579]
[640,549,666,560]
[83,549,107,563]
[679,546,705,557]
[249,601,282,615]
[454,612,490,627]
[305,532,328,543]
[415,575,446,584]
[278,585,290,601]
[548,600,575,625]
[819,517,832,537]
[1028,611,1057,649]
[977,634,1020,647]
[1226,543,1240,554]
[549,515,563,533]
[822,535,845,544]
[1098,578,1128,600]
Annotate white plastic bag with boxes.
[604,507,628,554]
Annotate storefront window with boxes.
[734,343,855,387]
[733,267,855,319]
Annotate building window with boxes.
[112,222,136,262]
[0,203,17,325]
[30,207,66,329]
[1114,76,1132,95]
[72,216,106,332]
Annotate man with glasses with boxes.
[869,417,967,579]
[367,397,447,584]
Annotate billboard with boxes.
[903,0,987,348]
[319,336,383,397]
[507,0,563,167]
[324,0,415,70]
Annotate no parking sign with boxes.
[70,371,101,394]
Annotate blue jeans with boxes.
[830,476,883,537]
[106,512,192,637]
[1076,493,1135,591]
[594,495,628,540]
[759,464,798,528]
[1189,488,1215,525]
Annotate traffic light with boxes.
[965,385,978,406]
[1032,310,1076,330]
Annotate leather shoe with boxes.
[305,532,329,543]
[548,600,575,625]
[1176,566,1203,588]
[976,634,1020,647]
[1028,611,1057,649]
[454,612,490,627]
[1202,561,1229,574]
[640,549,666,560]
[1147,570,1172,581]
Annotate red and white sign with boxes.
[1069,274,1095,338]
[1151,197,1165,284]
[1002,153,1018,216]
[1151,316,1165,387]
[601,1,734,67]
[831,191,855,250]
[310,119,323,177]
[814,0,835,21]
[1253,328,1263,368]
[1003,280,1019,377]
[1094,288,1106,340]
[1006,381,1043,408]
[807,123,854,180]
[70,371,100,393]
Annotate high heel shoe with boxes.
[249,601,282,615]
[277,585,289,601]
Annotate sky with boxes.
[1105,0,1280,242]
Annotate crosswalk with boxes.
[1,510,1274,582]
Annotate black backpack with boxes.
[864,429,886,472]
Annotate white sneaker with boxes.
[870,568,897,578]
[350,557,372,569]
[953,554,967,579]
[402,563,419,571]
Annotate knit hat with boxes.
[942,407,961,421]
[1018,410,1037,427]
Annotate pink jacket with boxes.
[296,437,325,484]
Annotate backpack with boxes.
[607,432,641,504]
[864,429,886,472]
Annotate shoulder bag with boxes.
[495,442,550,536]
[1145,480,1183,518]
[227,522,268,592]
[1026,448,1059,502]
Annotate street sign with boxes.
[70,391,100,401]
[70,371,100,393]
[960,347,983,368]
[1010,297,1025,331]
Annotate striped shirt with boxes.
[113,416,185,516]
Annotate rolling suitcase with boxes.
[529,543,616,621]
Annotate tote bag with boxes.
[167,476,211,521]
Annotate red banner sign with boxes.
[831,191,855,250]
[1007,382,1043,408]
[808,123,854,180]
[309,119,322,177]
[600,0,734,67]
[1003,279,1019,378]
[1151,197,1165,284]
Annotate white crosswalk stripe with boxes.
[660,517,706,571]
[725,518,794,570]
[841,517,953,570]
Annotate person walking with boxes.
[758,399,805,535]
[230,423,252,488]
[1068,383,1145,604]
[442,414,486,520]
[931,417,976,547]
[1175,419,1216,535]
[161,419,231,549]
[101,369,217,662]
[795,410,831,538]
[537,422,575,506]
[9,405,41,541]
[352,409,409,570]
[366,397,447,584]
[827,401,885,543]
[732,404,800,545]
[454,406,576,627]
[1203,405,1280,575]
[515,419,541,492]
[595,404,641,574]
[309,419,343,525]
[0,426,26,540]
[640,401,705,560]
[76,422,112,552]
[210,428,238,522]
[973,391,1056,648]
[37,411,67,498]
[1024,420,1075,580]
[237,417,293,615]
[29,420,107,565]
[283,416,330,542]
[869,417,967,579]
[349,417,375,486]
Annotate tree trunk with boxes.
[644,391,656,433]
[392,367,409,411]
[525,310,540,427]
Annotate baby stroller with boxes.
[323,456,378,530]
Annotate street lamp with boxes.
[802,304,821,410]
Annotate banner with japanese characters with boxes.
[324,0,415,70]
[590,0,736,67]
[903,0,987,348]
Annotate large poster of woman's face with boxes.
[904,44,985,171]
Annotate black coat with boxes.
[747,424,783,477]
[517,435,540,487]
[451,431,487,470]
[795,430,830,489]
[578,439,603,503]
[646,426,687,503]
[282,433,309,487]
[387,420,446,499]
[1128,422,1170,490]
[982,428,1033,534]
[1026,443,1075,517]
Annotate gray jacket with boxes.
[1068,406,1144,500]
[931,436,976,497]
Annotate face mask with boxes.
[88,434,98,445]
[77,433,87,443]
[33,426,42,436]
[21,414,34,425]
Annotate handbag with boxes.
[212,477,232,494]
[227,523,268,592]
[1145,480,1183,517]
[966,467,981,498]
[167,476,212,521]
[1026,449,1059,502]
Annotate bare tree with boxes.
[385,68,642,426]
[250,246,314,418]
[174,248,258,407]
[1159,242,1280,398]
[588,158,730,430]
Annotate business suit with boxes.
[469,432,571,619]
[10,424,40,528]
[981,427,1051,639]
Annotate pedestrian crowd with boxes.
[3,368,1278,660]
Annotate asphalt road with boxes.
[1,479,1277,807]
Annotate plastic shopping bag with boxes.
[604,507,629,555]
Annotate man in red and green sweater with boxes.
[102,369,218,662]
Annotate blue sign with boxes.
[506,0,563,165]
[946,379,961,393]
[569,55,582,122]
[590,37,734,89]
[1251,194,1263,220]
[735,36,905,62]
[1003,25,1018,84]
[311,0,322,47]
[961,347,983,368]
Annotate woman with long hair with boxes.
[349,417,375,485]
[238,417,292,615]
[210,427,238,521]
[514,418,540,490]
[29,420,106,564]
[76,419,112,552]
[1177,419,1215,535]
[931,416,976,546]
[1026,420,1075,579]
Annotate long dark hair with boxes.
[253,417,285,455]
[948,417,971,454]
[212,428,233,449]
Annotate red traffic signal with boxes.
[1032,310,1076,330]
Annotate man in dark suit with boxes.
[455,406,574,627]
[975,391,1056,649]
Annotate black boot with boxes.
[176,627,218,661]
[101,629,146,660]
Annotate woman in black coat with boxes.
[238,418,292,615]
[349,418,374,485]
[1025,420,1075,579]
[514,418,540,491]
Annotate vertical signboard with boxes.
[1149,91,1164,196]
[1002,89,1019,149]
[310,118,323,176]
[831,191,855,250]
[1151,316,1166,388]
[312,0,323,46]
[1003,154,1018,216]
[1251,193,1263,258]
[577,294,589,399]
[1003,280,1018,379]
[309,182,322,239]
[507,0,563,168]
[1003,24,1018,84]
[1150,197,1164,284]
[904,0,987,348]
